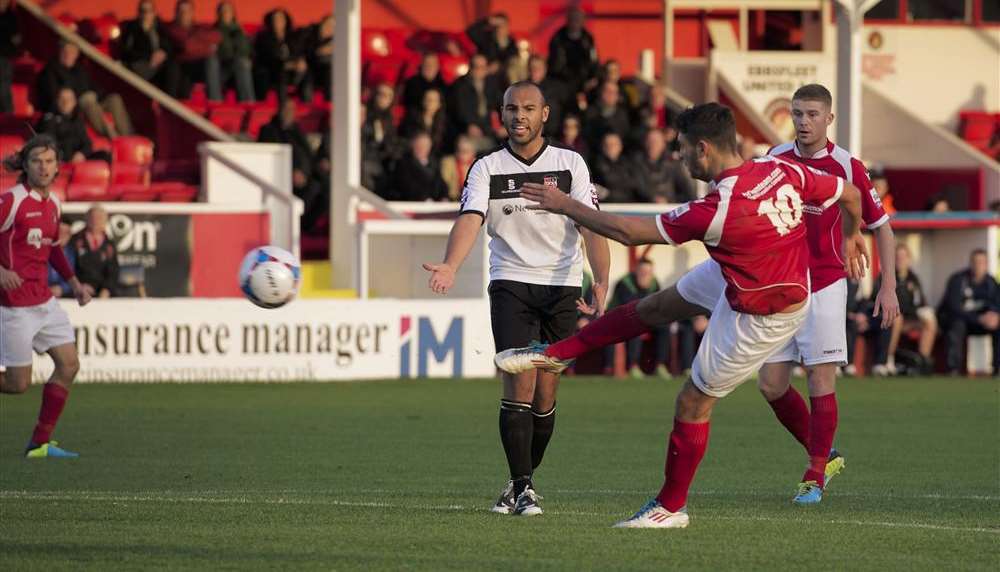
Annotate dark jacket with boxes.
[70,230,119,296]
[609,272,660,309]
[465,18,518,65]
[939,269,1000,324]
[37,61,98,113]
[253,26,304,76]
[592,153,636,203]
[258,118,314,180]
[448,74,501,134]
[402,73,448,112]
[629,151,695,203]
[547,26,599,90]
[389,153,448,201]
[399,110,448,155]
[0,4,21,58]
[215,21,250,61]
[36,110,92,161]
[583,105,631,151]
[118,18,174,65]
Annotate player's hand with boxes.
[0,267,23,290]
[422,262,455,295]
[70,279,92,307]
[843,232,869,280]
[591,281,608,317]
[521,182,571,214]
[872,281,900,329]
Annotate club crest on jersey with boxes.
[543,175,558,187]
[507,179,516,190]
[26,228,43,249]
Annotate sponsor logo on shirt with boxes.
[507,179,516,191]
[25,211,41,218]
[26,228,43,249]
[869,187,883,207]
[743,168,786,200]
[666,203,690,221]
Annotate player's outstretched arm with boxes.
[423,212,483,295]
[521,183,666,246]
[580,228,611,316]
[837,182,868,280]
[872,224,900,328]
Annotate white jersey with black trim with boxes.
[459,141,599,287]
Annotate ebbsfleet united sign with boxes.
[30,299,496,382]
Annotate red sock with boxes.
[767,386,810,450]
[803,393,838,486]
[31,383,69,446]
[656,419,710,512]
[547,300,650,361]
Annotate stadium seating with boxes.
[207,105,247,134]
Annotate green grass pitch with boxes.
[1,376,998,570]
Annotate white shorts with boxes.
[0,298,76,368]
[764,278,848,366]
[691,295,809,398]
[676,259,726,312]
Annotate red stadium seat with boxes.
[153,182,199,202]
[207,105,247,134]
[245,106,276,139]
[112,162,150,185]
[11,84,34,116]
[50,171,71,199]
[115,183,158,202]
[111,136,154,166]
[0,134,25,156]
[70,160,111,186]
[66,183,119,202]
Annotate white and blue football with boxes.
[238,246,301,309]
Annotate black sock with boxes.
[499,399,534,495]
[531,403,556,471]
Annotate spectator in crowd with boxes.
[440,133,475,201]
[676,314,709,376]
[869,164,895,215]
[166,0,222,100]
[119,0,180,97]
[588,59,630,106]
[304,15,334,100]
[604,258,671,379]
[547,7,599,95]
[639,83,671,132]
[214,1,255,101]
[557,114,588,160]
[927,194,951,212]
[940,248,1000,375]
[592,132,635,203]
[364,82,400,164]
[464,123,494,154]
[388,130,448,202]
[872,244,937,375]
[38,41,134,138]
[466,13,518,73]
[0,0,20,113]
[399,87,447,156]
[356,104,387,194]
[70,205,119,299]
[843,278,873,376]
[527,55,569,137]
[48,219,76,298]
[258,98,323,231]
[583,81,630,153]
[36,88,111,163]
[402,53,448,112]
[448,53,501,141]
[630,129,695,204]
[253,9,312,102]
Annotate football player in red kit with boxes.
[1,134,91,458]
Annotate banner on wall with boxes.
[30,299,496,382]
[64,212,192,297]
[711,51,837,141]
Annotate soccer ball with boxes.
[238,246,301,309]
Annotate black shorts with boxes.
[489,280,582,352]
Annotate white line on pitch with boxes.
[1,491,997,535]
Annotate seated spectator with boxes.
[38,41,134,138]
[36,88,111,163]
[939,248,1000,375]
[604,258,671,379]
[527,55,569,137]
[583,81,631,154]
[557,114,588,160]
[592,132,636,202]
[214,1,255,101]
[466,13,517,73]
[630,129,695,204]
[166,0,223,100]
[448,54,502,142]
[400,88,447,156]
[465,124,494,154]
[639,83,672,132]
[587,60,627,106]
[844,278,874,376]
[547,7,599,96]
[48,219,76,298]
[364,82,400,164]
[69,205,118,299]
[304,15,335,100]
[388,130,448,202]
[119,0,180,97]
[258,98,324,231]
[0,0,18,114]
[676,314,709,376]
[355,105,387,194]
[873,244,937,375]
[869,164,895,215]
[440,134,475,201]
[253,9,312,102]
[402,53,448,112]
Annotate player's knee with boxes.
[757,376,787,401]
[0,373,30,394]
[57,355,81,381]
[806,364,837,396]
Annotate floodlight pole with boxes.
[834,0,881,155]
[331,0,362,289]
